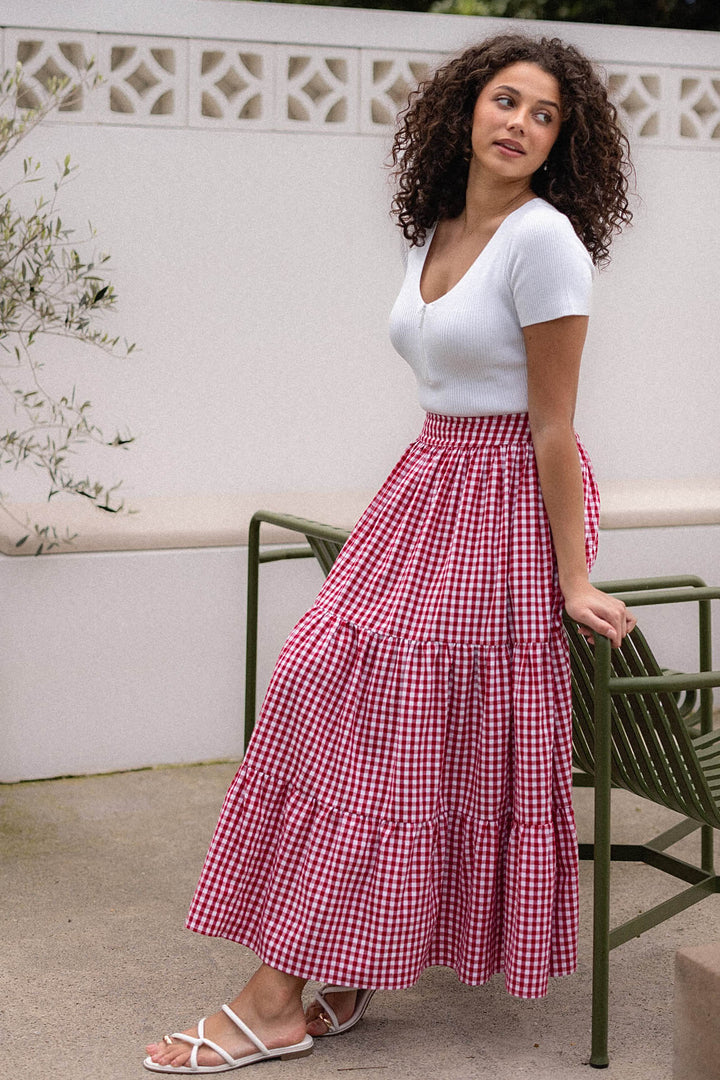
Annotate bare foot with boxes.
[304,988,360,1036]
[145,966,308,1070]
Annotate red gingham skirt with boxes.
[187,412,600,999]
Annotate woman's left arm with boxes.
[524,315,635,647]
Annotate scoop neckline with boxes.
[418,197,542,307]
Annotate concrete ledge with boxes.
[674,941,720,1080]
[599,478,720,529]
[0,491,376,556]
[3,478,719,556]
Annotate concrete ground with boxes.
[3,762,719,1080]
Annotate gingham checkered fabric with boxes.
[187,412,599,999]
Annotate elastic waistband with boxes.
[418,412,532,448]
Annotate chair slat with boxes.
[693,730,720,752]
[608,636,680,805]
[306,535,346,576]
[626,631,715,818]
[566,618,720,828]
[569,623,672,803]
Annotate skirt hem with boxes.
[183,922,578,999]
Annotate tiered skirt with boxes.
[187,412,599,999]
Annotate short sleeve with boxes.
[507,208,594,327]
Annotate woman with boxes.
[145,32,635,1073]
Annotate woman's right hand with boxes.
[562,581,636,648]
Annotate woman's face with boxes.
[470,61,562,184]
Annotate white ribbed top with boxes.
[388,198,594,416]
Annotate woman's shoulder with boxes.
[511,198,582,239]
[508,198,593,268]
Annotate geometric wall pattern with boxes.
[3,28,720,146]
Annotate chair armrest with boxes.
[600,587,720,608]
[570,576,719,734]
[609,670,720,695]
[249,510,352,547]
[593,575,708,594]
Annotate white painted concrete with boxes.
[0,544,326,781]
[1,1,718,779]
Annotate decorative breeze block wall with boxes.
[2,27,720,148]
[189,40,275,127]
[100,36,188,124]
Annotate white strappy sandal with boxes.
[143,1004,314,1074]
[310,986,376,1037]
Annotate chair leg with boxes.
[702,823,714,876]
[244,515,261,750]
[590,635,613,1068]
[590,845,611,1068]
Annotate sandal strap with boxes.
[312,990,340,1032]
[169,1019,209,1070]
[221,1004,269,1055]
[167,1016,246,1069]
[199,1017,240,1067]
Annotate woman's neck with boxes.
[460,174,535,235]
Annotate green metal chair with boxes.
[244,518,720,1067]
[567,575,720,1067]
[243,510,351,748]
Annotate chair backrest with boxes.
[565,618,720,828]
[306,533,348,577]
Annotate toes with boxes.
[145,1037,191,1067]
[306,990,357,1032]
[145,1043,166,1062]
[148,1048,172,1065]
[156,1046,189,1068]
[304,1004,326,1031]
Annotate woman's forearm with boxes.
[531,422,589,596]
[523,315,634,643]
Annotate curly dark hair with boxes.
[391,33,633,266]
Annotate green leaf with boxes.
[0,63,135,553]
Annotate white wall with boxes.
[1,1,719,779]
[2,0,719,502]
[0,543,325,781]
